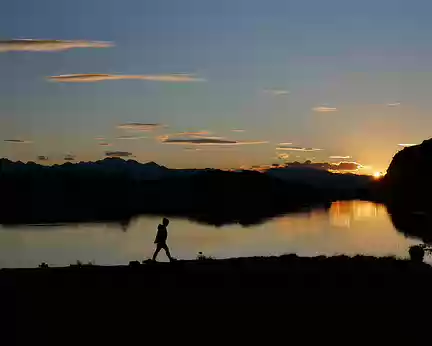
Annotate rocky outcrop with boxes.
[383,138,432,211]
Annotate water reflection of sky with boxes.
[0,201,422,268]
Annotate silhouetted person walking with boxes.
[152,218,175,262]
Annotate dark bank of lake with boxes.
[0,201,426,268]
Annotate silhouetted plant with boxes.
[69,260,95,267]
[70,260,83,268]
[38,262,49,268]
[129,260,140,268]
[409,245,426,262]
[196,252,214,261]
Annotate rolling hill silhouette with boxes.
[382,138,432,243]
[0,158,374,225]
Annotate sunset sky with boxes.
[1,0,432,174]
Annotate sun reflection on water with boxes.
[329,201,387,228]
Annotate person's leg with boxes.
[152,244,162,261]
[162,244,174,261]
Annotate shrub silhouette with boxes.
[409,245,425,262]
[129,260,140,268]
[197,252,214,261]
[70,260,83,268]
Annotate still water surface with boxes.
[0,201,423,268]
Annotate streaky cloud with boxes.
[116,135,147,140]
[171,131,210,137]
[398,143,417,147]
[160,136,267,146]
[277,146,323,152]
[231,129,245,132]
[99,142,112,146]
[268,160,363,172]
[4,139,33,144]
[312,106,337,112]
[0,39,113,52]
[182,145,237,152]
[48,73,205,83]
[157,133,222,142]
[105,151,133,157]
[183,147,202,151]
[263,89,290,96]
[64,155,75,161]
[117,123,164,132]
[387,102,401,107]
[329,155,352,159]
[37,156,49,161]
[195,136,225,140]
[198,146,238,151]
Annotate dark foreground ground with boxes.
[1,255,432,345]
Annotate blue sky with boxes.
[1,0,432,172]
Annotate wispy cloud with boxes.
[117,123,164,132]
[327,161,363,171]
[253,160,364,173]
[4,139,33,144]
[231,129,245,133]
[263,89,290,96]
[95,137,105,140]
[387,102,401,107]
[99,142,112,146]
[37,156,49,161]
[183,147,202,151]
[48,73,205,83]
[277,146,323,152]
[398,143,417,147]
[0,39,113,52]
[188,146,238,152]
[278,142,293,146]
[116,135,147,140]
[158,131,267,146]
[329,155,352,159]
[277,153,290,160]
[282,161,362,172]
[64,155,75,161]
[170,131,210,137]
[161,137,267,145]
[105,151,133,157]
[312,106,337,112]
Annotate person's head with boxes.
[162,218,169,226]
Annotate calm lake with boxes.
[0,201,424,268]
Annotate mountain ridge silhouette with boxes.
[0,157,374,225]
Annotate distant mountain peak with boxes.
[101,157,124,162]
[0,158,12,164]
[143,161,168,169]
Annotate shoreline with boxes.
[0,253,425,270]
[2,254,430,343]
[2,254,431,285]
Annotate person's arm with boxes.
[154,228,161,243]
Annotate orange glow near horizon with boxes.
[373,171,384,179]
